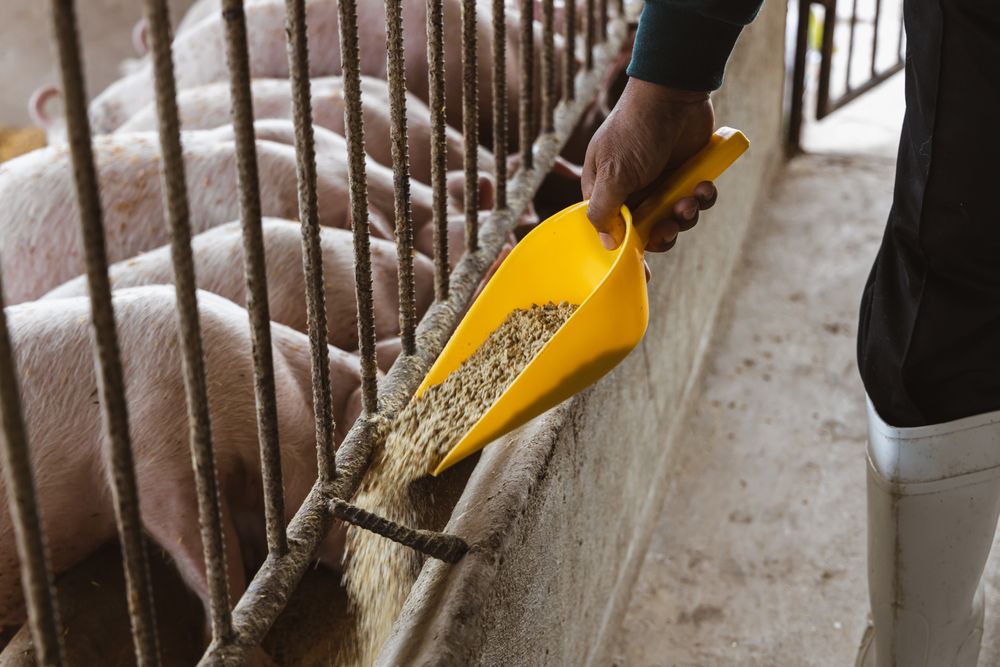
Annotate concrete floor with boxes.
[611,74,1000,666]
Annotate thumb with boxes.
[586,173,629,247]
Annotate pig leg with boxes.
[142,491,278,665]
[140,485,248,624]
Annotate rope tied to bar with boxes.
[330,498,469,563]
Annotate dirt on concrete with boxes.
[609,152,892,667]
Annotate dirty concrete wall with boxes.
[0,0,195,126]
[379,2,787,665]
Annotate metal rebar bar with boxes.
[461,0,479,252]
[426,0,449,301]
[200,17,631,665]
[599,0,608,39]
[519,0,535,169]
[564,0,577,101]
[283,0,336,491]
[145,0,237,639]
[48,2,161,664]
[491,0,508,209]
[384,0,418,356]
[220,0,295,642]
[542,0,556,133]
[330,499,468,563]
[585,0,595,69]
[336,0,379,414]
[0,273,64,667]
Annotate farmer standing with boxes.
[582,1,1000,665]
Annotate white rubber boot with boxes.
[856,399,1000,667]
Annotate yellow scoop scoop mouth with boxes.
[420,128,750,475]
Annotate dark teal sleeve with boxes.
[627,1,764,91]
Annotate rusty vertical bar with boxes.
[461,0,479,252]
[519,0,534,169]
[585,0,595,69]
[0,274,64,666]
[283,0,336,487]
[599,0,608,40]
[384,0,418,355]
[491,0,507,210]
[870,0,882,76]
[337,0,379,414]
[144,0,238,637]
[426,0,449,300]
[541,0,556,133]
[48,1,161,663]
[564,0,577,101]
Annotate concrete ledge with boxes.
[377,2,787,663]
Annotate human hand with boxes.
[582,77,719,252]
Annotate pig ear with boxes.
[446,171,496,211]
[28,85,61,130]
[132,18,149,56]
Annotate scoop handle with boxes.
[632,127,750,245]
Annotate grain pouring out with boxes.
[343,302,577,664]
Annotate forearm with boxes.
[627,0,765,91]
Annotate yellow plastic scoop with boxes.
[423,127,750,475]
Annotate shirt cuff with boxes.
[626,3,746,91]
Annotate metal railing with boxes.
[0,0,633,664]
[787,0,905,152]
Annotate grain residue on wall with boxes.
[342,302,577,665]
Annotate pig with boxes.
[0,121,490,304]
[113,77,494,185]
[80,0,566,152]
[43,219,442,372]
[0,286,362,653]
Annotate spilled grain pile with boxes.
[343,301,577,665]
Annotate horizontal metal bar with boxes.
[817,58,904,119]
[199,16,631,664]
[330,499,468,563]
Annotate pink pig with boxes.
[114,76,494,185]
[0,286,362,648]
[0,121,489,304]
[44,219,439,372]
[76,0,564,151]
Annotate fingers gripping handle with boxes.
[632,127,750,245]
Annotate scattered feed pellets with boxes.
[342,301,577,665]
